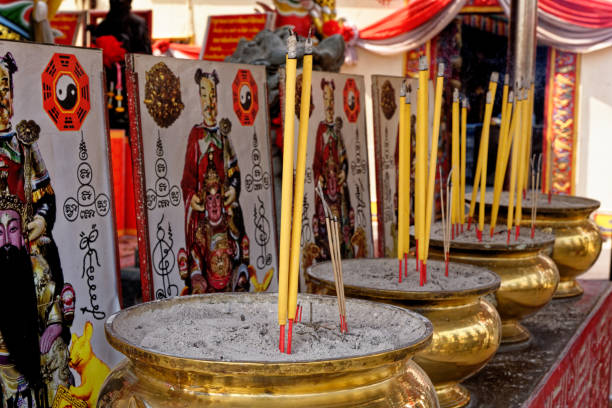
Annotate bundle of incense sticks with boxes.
[467,72,499,237]
[316,185,348,333]
[420,61,446,284]
[530,154,542,238]
[438,166,453,276]
[277,30,313,354]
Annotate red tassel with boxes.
[404,253,408,277]
[467,217,472,231]
[515,225,521,240]
[287,319,294,354]
[476,228,482,242]
[279,324,285,353]
[415,240,419,271]
[424,262,427,284]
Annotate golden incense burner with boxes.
[307,258,501,408]
[425,225,559,346]
[483,192,602,298]
[99,293,439,407]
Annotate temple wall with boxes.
[576,46,612,212]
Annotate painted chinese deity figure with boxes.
[181,69,250,294]
[0,52,73,408]
[312,78,354,261]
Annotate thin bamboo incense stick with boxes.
[286,34,313,354]
[277,32,297,353]
[332,216,347,332]
[316,185,345,333]
[423,62,445,281]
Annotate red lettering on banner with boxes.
[202,14,270,61]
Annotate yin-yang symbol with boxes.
[348,92,356,111]
[239,84,252,111]
[56,74,78,110]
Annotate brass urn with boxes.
[307,258,501,408]
[99,293,439,407]
[482,192,602,298]
[425,223,559,346]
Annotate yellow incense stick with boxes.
[277,35,297,327]
[460,97,467,225]
[404,88,412,253]
[424,63,445,262]
[478,91,494,234]
[515,88,529,232]
[507,91,523,235]
[490,83,511,234]
[416,57,428,262]
[287,38,312,322]
[468,72,499,223]
[451,89,460,227]
[397,83,406,260]
[490,91,515,232]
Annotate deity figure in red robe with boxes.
[180,69,250,294]
[311,78,354,260]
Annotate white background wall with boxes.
[576,47,612,279]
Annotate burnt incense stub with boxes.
[107,293,431,363]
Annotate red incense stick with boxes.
[287,319,294,354]
[279,324,285,352]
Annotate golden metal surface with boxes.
[488,194,602,298]
[426,241,559,346]
[99,294,439,408]
[307,260,502,408]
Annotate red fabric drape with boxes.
[359,0,453,40]
[539,0,612,29]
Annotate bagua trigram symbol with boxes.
[245,132,270,192]
[147,131,181,210]
[63,132,110,222]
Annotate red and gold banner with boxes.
[202,14,269,61]
[50,11,83,45]
[543,49,580,195]
[526,286,612,407]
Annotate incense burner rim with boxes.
[478,192,600,217]
[415,229,555,254]
[307,258,501,301]
[105,293,434,374]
